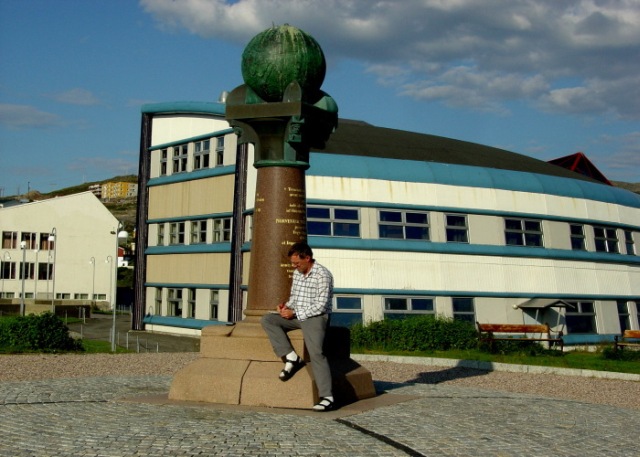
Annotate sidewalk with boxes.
[1,370,638,456]
[2,317,638,456]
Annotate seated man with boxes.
[261,242,335,411]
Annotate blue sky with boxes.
[1,0,639,197]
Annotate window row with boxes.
[0,261,54,280]
[335,296,640,335]
[306,206,637,255]
[159,137,226,176]
[2,231,55,250]
[153,288,220,320]
[156,217,232,246]
[0,291,107,300]
[329,296,476,327]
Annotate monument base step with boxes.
[169,321,376,409]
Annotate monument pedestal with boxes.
[169,320,376,409]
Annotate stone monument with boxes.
[169,25,375,409]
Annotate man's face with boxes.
[290,254,312,274]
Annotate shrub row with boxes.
[350,315,479,352]
[0,312,83,353]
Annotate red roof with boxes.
[547,152,612,185]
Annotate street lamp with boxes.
[49,228,57,313]
[89,257,96,304]
[20,241,26,316]
[33,249,39,299]
[109,222,129,352]
[1,251,10,299]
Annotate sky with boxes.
[1,0,639,197]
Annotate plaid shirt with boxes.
[285,261,333,321]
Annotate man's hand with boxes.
[278,303,295,320]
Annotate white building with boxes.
[133,101,640,345]
[0,192,121,315]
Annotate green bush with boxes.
[350,315,478,352]
[602,346,640,361]
[0,312,83,353]
[478,338,555,356]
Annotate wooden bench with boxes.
[613,330,640,351]
[477,322,564,351]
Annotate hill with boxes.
[15,175,139,230]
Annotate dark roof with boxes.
[318,119,598,184]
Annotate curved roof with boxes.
[320,119,594,182]
[313,119,640,209]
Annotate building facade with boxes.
[133,101,640,344]
[0,192,121,313]
[101,181,138,200]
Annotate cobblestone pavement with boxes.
[1,375,638,456]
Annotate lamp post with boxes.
[20,241,26,316]
[109,222,129,352]
[89,257,96,304]
[33,249,39,299]
[1,251,10,299]
[49,228,57,313]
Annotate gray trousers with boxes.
[261,313,333,398]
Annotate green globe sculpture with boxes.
[241,24,326,102]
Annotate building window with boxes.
[153,287,162,316]
[379,210,429,240]
[1,261,16,280]
[570,224,586,250]
[169,222,186,245]
[215,137,225,166]
[157,224,165,246]
[39,233,53,250]
[187,289,196,318]
[168,288,183,317]
[505,218,543,247]
[191,220,207,244]
[172,144,188,173]
[624,230,636,255]
[213,218,232,242]
[617,301,630,333]
[566,301,596,334]
[593,226,618,253]
[19,262,35,280]
[331,296,363,327]
[38,263,53,280]
[384,296,435,320]
[210,290,219,320]
[2,231,18,249]
[74,293,89,300]
[445,214,468,243]
[194,140,210,170]
[160,149,168,176]
[308,206,360,237]
[21,232,37,250]
[452,297,475,323]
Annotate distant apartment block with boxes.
[101,182,138,200]
[88,184,102,198]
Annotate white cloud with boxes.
[50,88,100,106]
[139,0,640,119]
[0,103,63,129]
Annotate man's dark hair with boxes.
[288,242,313,259]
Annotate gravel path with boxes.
[1,352,638,410]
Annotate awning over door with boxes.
[516,298,576,310]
